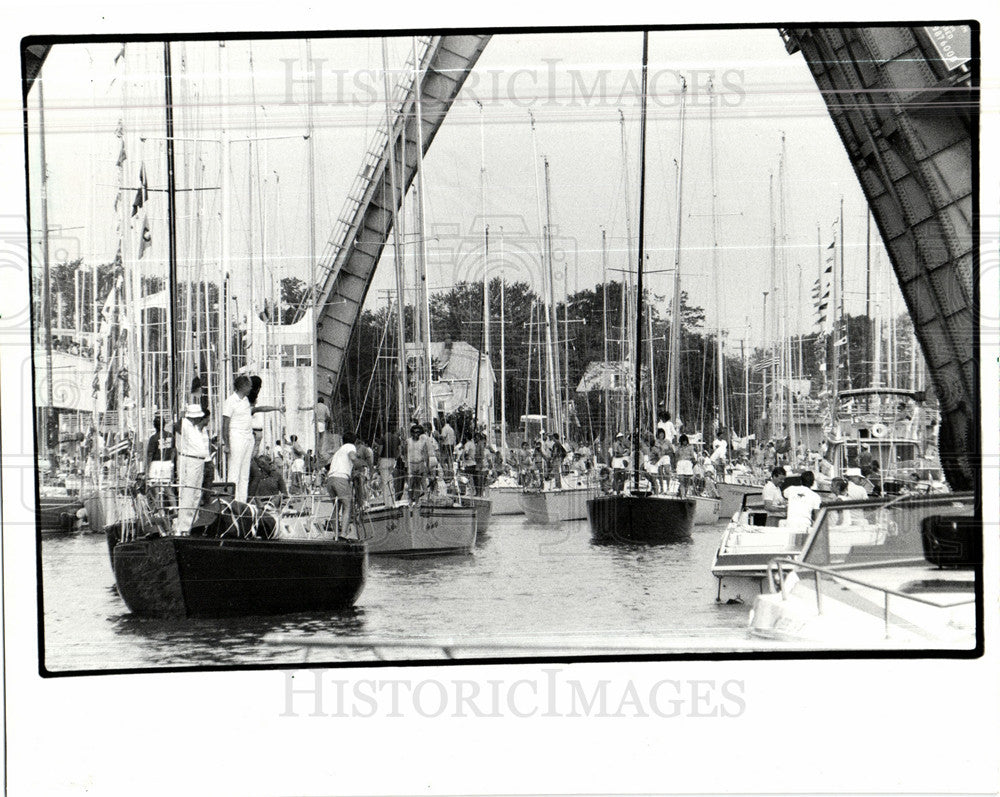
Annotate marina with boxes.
[24,25,978,666]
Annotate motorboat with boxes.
[711,492,804,602]
[748,491,977,648]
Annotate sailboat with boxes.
[108,41,367,617]
[345,37,482,556]
[587,33,696,545]
[515,128,592,524]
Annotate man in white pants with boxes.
[222,375,255,503]
[176,403,210,534]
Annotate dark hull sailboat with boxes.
[112,534,367,618]
[588,495,695,545]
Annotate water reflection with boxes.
[43,516,761,671]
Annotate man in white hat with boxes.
[176,403,211,534]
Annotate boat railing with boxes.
[765,556,976,639]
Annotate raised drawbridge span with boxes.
[310,35,491,405]
[289,28,975,489]
[782,27,975,489]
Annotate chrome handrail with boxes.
[766,555,976,639]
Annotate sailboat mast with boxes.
[601,228,610,440]
[382,39,409,432]
[618,109,637,433]
[164,42,180,419]
[37,79,57,473]
[542,157,562,437]
[632,31,649,493]
[528,112,557,432]
[498,227,507,456]
[667,81,688,424]
[412,36,433,424]
[477,100,492,440]
[708,78,725,433]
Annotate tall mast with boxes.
[601,228,610,440]
[632,31,650,493]
[708,77,725,433]
[667,81,688,423]
[779,133,795,457]
[307,38,320,446]
[412,36,433,424]
[831,202,842,426]
[768,172,777,438]
[164,42,180,419]
[528,111,557,432]
[619,109,637,432]
[477,100,493,441]
[542,156,562,436]
[383,38,409,432]
[37,79,57,473]
[498,227,507,456]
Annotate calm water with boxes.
[41,515,779,672]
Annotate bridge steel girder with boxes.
[783,26,976,490]
[314,35,491,407]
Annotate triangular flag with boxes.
[824,264,833,273]
[131,164,148,217]
[116,142,127,167]
[114,45,126,64]
[827,241,835,249]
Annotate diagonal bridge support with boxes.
[310,35,491,411]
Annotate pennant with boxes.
[114,45,126,64]
[116,142,127,167]
[131,164,148,217]
[138,216,152,259]
[824,264,833,273]
[833,336,848,346]
[827,241,835,249]
[115,119,124,139]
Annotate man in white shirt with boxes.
[176,403,211,534]
[761,466,786,511]
[783,470,822,530]
[406,424,431,501]
[222,376,255,503]
[440,419,456,472]
[656,411,677,445]
[844,468,871,500]
[710,431,728,479]
[326,431,358,537]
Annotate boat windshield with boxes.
[801,492,975,567]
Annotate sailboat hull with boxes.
[716,482,763,520]
[362,501,479,556]
[587,495,695,544]
[692,495,721,525]
[519,487,591,524]
[489,486,525,516]
[111,536,367,618]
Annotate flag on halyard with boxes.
[138,216,152,259]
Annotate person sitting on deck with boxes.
[248,451,289,500]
